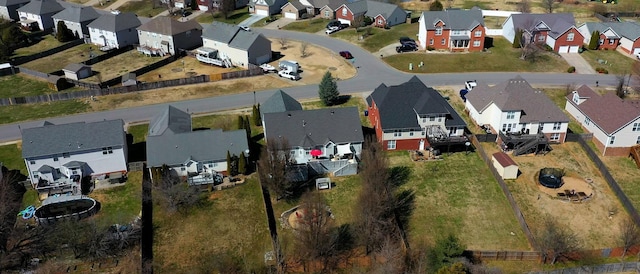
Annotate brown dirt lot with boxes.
[482,142,625,249]
[136,56,236,82]
[85,51,166,84]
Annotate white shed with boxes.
[492,152,519,179]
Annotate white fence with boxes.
[486,28,504,36]
[481,10,521,17]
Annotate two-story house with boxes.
[22,119,128,195]
[417,8,485,52]
[366,76,467,151]
[334,0,406,28]
[249,0,287,16]
[565,85,640,156]
[199,21,271,67]
[146,106,249,184]
[87,10,141,50]
[0,0,30,21]
[503,13,583,53]
[52,6,100,41]
[578,21,640,56]
[281,0,346,20]
[137,16,202,56]
[465,76,570,155]
[17,0,64,31]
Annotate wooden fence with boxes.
[12,39,84,66]
[81,45,133,66]
[16,66,48,79]
[467,250,540,261]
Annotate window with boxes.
[324,10,329,17]
[387,140,396,150]
[553,122,561,130]
[538,35,545,42]
[609,136,615,145]
[506,111,515,119]
[342,8,347,16]
[422,128,426,136]
[422,117,426,123]
[53,157,58,162]
[473,40,480,47]
[394,130,402,137]
[181,167,186,171]
[409,131,414,136]
[599,39,604,45]
[609,39,615,45]
[63,153,70,158]
[584,117,591,126]
[633,123,640,131]
[29,160,35,165]
[474,30,482,37]
[102,147,113,154]
[430,116,435,121]
[441,38,446,45]
[637,136,640,144]
[435,27,442,35]
[438,117,442,122]
[550,133,560,141]
[567,32,574,42]
[429,38,434,45]
[377,19,382,25]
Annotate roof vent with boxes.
[287,113,291,117]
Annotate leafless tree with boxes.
[0,167,25,254]
[219,0,235,19]
[370,237,405,274]
[537,216,582,264]
[258,138,294,200]
[153,165,202,213]
[616,74,629,99]
[518,0,531,13]
[300,41,309,58]
[619,217,640,259]
[293,191,337,273]
[353,16,364,32]
[564,83,577,96]
[278,37,289,50]
[541,0,557,13]
[160,0,174,14]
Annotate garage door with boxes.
[256,9,269,16]
[558,46,569,53]
[255,54,271,65]
[338,18,350,25]
[284,12,297,19]
[569,46,579,53]
[633,48,640,55]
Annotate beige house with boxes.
[137,16,203,56]
[492,152,518,179]
[200,21,271,67]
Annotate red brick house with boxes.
[334,0,406,28]
[578,22,640,55]
[366,76,467,151]
[417,8,485,52]
[503,13,584,53]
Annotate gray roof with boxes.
[202,21,267,50]
[345,0,367,14]
[22,119,126,159]
[146,129,248,167]
[366,76,466,130]
[263,107,364,148]
[584,21,640,41]
[137,16,202,36]
[0,0,30,8]
[261,90,302,114]
[465,76,569,123]
[17,0,63,15]
[363,0,403,19]
[52,5,99,23]
[87,11,141,32]
[309,0,346,9]
[285,0,307,10]
[420,9,484,30]
[509,13,576,39]
[148,105,191,136]
[62,63,90,73]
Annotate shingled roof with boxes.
[148,105,192,136]
[366,76,466,131]
[261,90,302,114]
[466,76,569,123]
[420,8,484,30]
[566,85,640,134]
[17,0,63,15]
[509,13,576,39]
[137,16,202,36]
[0,0,30,8]
[52,5,100,23]
[87,11,141,32]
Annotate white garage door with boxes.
[558,46,569,53]
[284,12,297,19]
[256,9,269,16]
[633,48,640,55]
[569,46,579,53]
[338,18,350,25]
[255,54,271,65]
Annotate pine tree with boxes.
[238,152,247,175]
[252,105,261,126]
[588,31,600,50]
[257,104,262,126]
[190,0,197,10]
[318,71,340,106]
[237,116,244,130]
[429,0,443,11]
[56,21,74,42]
[244,115,251,140]
[512,29,523,48]
[226,151,232,176]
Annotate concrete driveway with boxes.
[261,17,294,29]
[238,14,267,27]
[559,53,596,74]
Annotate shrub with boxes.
[427,46,435,51]
[544,44,553,51]
[567,66,575,73]
[595,67,609,74]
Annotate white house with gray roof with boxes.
[146,106,249,182]
[578,21,640,55]
[199,21,271,67]
[21,119,128,195]
[137,16,202,56]
[87,11,141,49]
[17,0,64,31]
[0,0,30,21]
[249,0,287,16]
[52,6,100,40]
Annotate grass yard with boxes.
[0,74,55,98]
[332,23,419,52]
[126,124,149,144]
[90,171,143,227]
[0,144,26,174]
[599,156,640,214]
[13,35,64,57]
[196,8,251,25]
[21,44,105,73]
[0,100,90,125]
[86,51,166,84]
[117,0,166,17]
[153,177,272,272]
[580,49,636,75]
[384,37,569,73]
[542,88,585,134]
[282,18,332,33]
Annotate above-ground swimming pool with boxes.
[538,168,564,189]
[34,195,100,225]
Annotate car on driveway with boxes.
[396,44,417,53]
[278,70,301,81]
[326,26,339,35]
[326,20,340,29]
[339,51,353,59]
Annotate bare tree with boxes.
[219,0,235,19]
[160,0,174,14]
[353,16,364,32]
[293,191,337,273]
[537,217,582,264]
[258,138,294,200]
[616,74,628,99]
[619,217,640,259]
[541,0,557,13]
[278,37,289,50]
[153,165,203,213]
[370,237,405,274]
[518,0,531,13]
[300,41,309,58]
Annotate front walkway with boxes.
[559,53,596,74]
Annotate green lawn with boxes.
[0,144,26,174]
[0,100,90,125]
[0,75,55,98]
[282,18,331,33]
[196,8,251,25]
[384,37,569,73]
[127,124,149,144]
[21,44,105,73]
[13,35,64,57]
[117,0,167,17]
[580,49,635,75]
[90,171,143,226]
[332,22,419,52]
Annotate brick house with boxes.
[417,8,485,52]
[577,22,620,51]
[578,21,640,55]
[503,13,583,53]
[334,0,406,28]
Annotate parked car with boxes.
[399,36,415,45]
[326,20,341,29]
[636,52,640,60]
[339,51,354,59]
[278,70,301,81]
[465,80,477,91]
[396,44,417,53]
[326,26,339,35]
[339,23,349,30]
[260,63,277,73]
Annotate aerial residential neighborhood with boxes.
[2,0,640,272]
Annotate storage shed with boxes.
[492,152,519,179]
[122,72,137,86]
[62,63,92,80]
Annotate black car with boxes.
[399,36,415,45]
[396,44,417,53]
[326,21,341,29]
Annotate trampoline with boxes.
[538,168,564,189]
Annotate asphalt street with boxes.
[0,29,622,143]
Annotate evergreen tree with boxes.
[318,71,340,106]
[257,104,262,126]
[226,151,232,176]
[238,152,247,175]
[237,116,244,130]
[429,0,443,11]
[588,31,600,50]
[190,0,197,10]
[512,29,523,48]
[252,105,261,126]
[244,115,251,140]
[55,21,74,42]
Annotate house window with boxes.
[435,27,442,35]
[502,123,514,132]
[585,117,591,126]
[409,131,414,136]
[474,30,482,37]
[438,117,442,122]
[609,39,615,45]
[377,19,382,25]
[430,116,435,121]
[387,140,396,150]
[473,40,480,47]
[394,130,401,137]
[324,10,329,17]
[550,133,560,141]
[567,32,574,42]
[342,8,347,16]
[102,147,113,154]
[637,136,640,144]
[633,122,640,131]
[422,128,426,136]
[553,122,561,130]
[181,167,186,171]
[441,38,446,45]
[29,160,35,165]
[429,38,434,45]
[53,157,58,162]
[609,136,615,145]
[538,35,545,42]
[63,153,70,158]
[506,111,515,119]
[599,39,604,45]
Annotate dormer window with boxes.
[567,32,574,42]
[435,27,442,35]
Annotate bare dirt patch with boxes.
[86,51,166,84]
[482,142,625,249]
[136,56,237,82]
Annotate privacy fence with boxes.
[11,39,84,66]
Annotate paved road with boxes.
[0,29,621,143]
